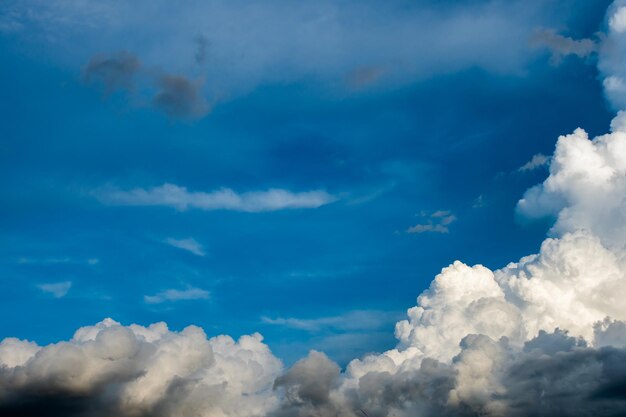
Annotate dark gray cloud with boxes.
[153,75,210,120]
[531,29,598,64]
[82,51,140,93]
[83,51,211,120]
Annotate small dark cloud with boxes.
[346,67,386,90]
[82,51,140,93]
[531,29,597,65]
[153,75,210,120]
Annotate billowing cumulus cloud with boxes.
[96,183,337,212]
[4,3,626,414]
[4,110,626,416]
[0,319,282,417]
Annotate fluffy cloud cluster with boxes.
[0,319,282,417]
[269,111,626,417]
[3,113,626,417]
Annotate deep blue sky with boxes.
[0,0,615,365]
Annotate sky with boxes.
[2,1,626,416]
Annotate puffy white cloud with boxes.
[96,183,336,212]
[0,319,282,417]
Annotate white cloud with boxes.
[610,5,626,33]
[0,319,282,417]
[144,287,210,304]
[518,153,549,172]
[262,310,401,333]
[37,281,72,298]
[96,183,336,212]
[406,210,457,234]
[598,2,626,109]
[165,237,205,256]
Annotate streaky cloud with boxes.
[144,287,210,304]
[95,183,337,212]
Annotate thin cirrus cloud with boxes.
[144,287,210,304]
[95,183,337,212]
[518,153,550,172]
[262,310,402,333]
[165,237,205,257]
[37,281,72,298]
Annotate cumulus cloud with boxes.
[144,287,210,304]
[165,237,205,256]
[37,281,72,298]
[0,319,282,417]
[5,112,626,415]
[406,210,457,234]
[96,183,336,212]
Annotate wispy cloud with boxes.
[518,153,550,172]
[18,257,98,265]
[165,237,205,257]
[262,310,401,333]
[37,281,72,298]
[96,183,336,212]
[144,287,210,304]
[531,29,597,65]
[406,210,457,234]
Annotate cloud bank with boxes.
[3,2,626,416]
[5,104,626,416]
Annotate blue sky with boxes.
[0,0,616,365]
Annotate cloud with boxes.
[165,237,205,257]
[5,110,626,415]
[531,29,597,64]
[37,281,72,298]
[516,118,626,248]
[262,310,401,333]
[0,0,570,100]
[599,1,626,109]
[144,287,210,304]
[0,319,282,417]
[153,74,210,120]
[96,183,337,212]
[406,210,457,234]
[517,152,549,172]
[82,51,140,93]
